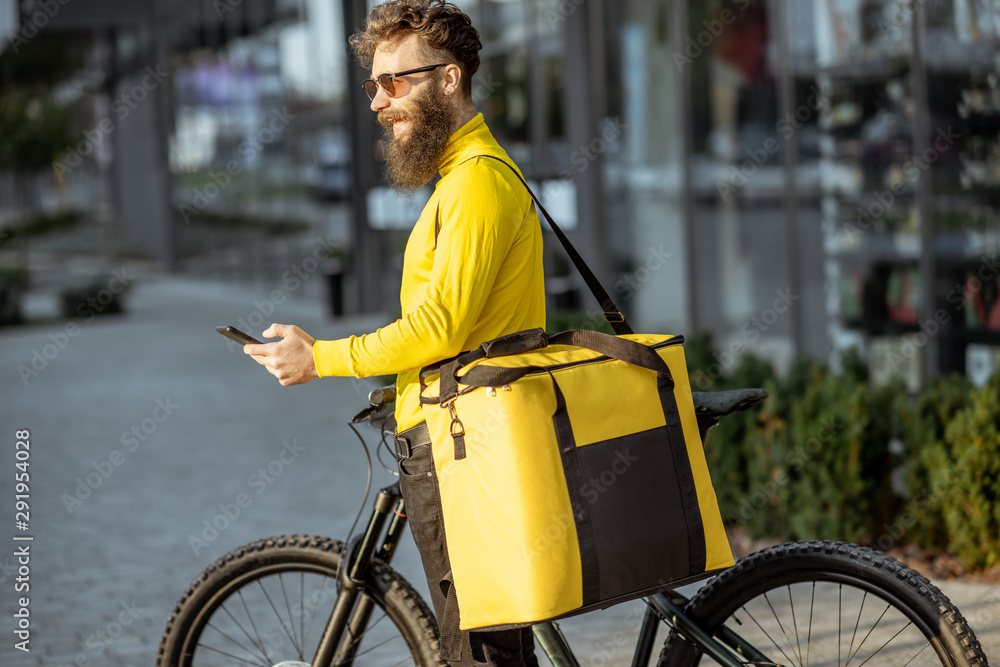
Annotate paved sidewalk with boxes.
[1,272,997,665]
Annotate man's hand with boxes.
[244,323,318,386]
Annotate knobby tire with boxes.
[157,534,444,667]
[659,540,988,667]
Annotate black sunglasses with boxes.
[362,64,448,101]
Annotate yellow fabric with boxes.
[421,333,735,629]
[313,114,545,430]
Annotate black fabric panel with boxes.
[549,378,601,606]
[575,426,693,600]
[658,374,707,573]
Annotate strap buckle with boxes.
[604,311,626,324]
[394,434,413,462]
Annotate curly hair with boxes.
[349,0,482,99]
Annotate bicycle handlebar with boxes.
[368,385,396,407]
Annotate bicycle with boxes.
[157,385,989,667]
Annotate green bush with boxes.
[690,336,903,545]
[917,373,1000,570]
[895,374,974,551]
[782,364,903,543]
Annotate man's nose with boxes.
[370,87,390,112]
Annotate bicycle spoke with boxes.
[298,572,305,659]
[196,637,271,667]
[352,625,407,659]
[898,641,933,667]
[806,581,815,667]
[735,604,800,667]
[846,601,891,665]
[337,606,393,658]
[846,590,868,666]
[256,578,300,657]
[219,599,271,661]
[839,584,843,667]
[277,573,302,657]
[854,620,920,667]
[203,619,269,666]
[786,585,803,666]
[238,589,273,664]
[762,591,802,666]
[301,574,331,653]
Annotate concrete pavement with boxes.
[1,270,998,666]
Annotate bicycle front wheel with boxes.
[659,540,987,667]
[157,534,444,667]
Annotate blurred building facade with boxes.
[3,0,999,385]
[447,0,1000,386]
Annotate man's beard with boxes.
[379,86,455,193]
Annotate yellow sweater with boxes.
[313,113,546,431]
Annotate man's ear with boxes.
[442,63,462,97]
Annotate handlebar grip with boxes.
[368,386,396,407]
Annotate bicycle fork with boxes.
[311,484,407,667]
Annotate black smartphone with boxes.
[216,325,263,346]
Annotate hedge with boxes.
[686,335,999,571]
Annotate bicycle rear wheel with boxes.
[157,534,443,667]
[659,540,987,667]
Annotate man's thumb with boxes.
[262,323,287,339]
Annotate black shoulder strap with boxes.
[468,154,633,336]
[433,203,440,248]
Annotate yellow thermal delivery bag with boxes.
[420,328,734,630]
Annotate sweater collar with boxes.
[437,113,502,179]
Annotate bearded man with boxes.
[244,1,545,664]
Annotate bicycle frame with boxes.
[311,481,773,667]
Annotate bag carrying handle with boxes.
[471,155,634,337]
[434,328,548,403]
[435,329,674,403]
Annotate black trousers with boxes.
[395,422,538,667]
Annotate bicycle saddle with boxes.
[691,388,768,418]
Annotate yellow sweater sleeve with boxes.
[312,163,523,378]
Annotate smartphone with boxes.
[216,325,263,346]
